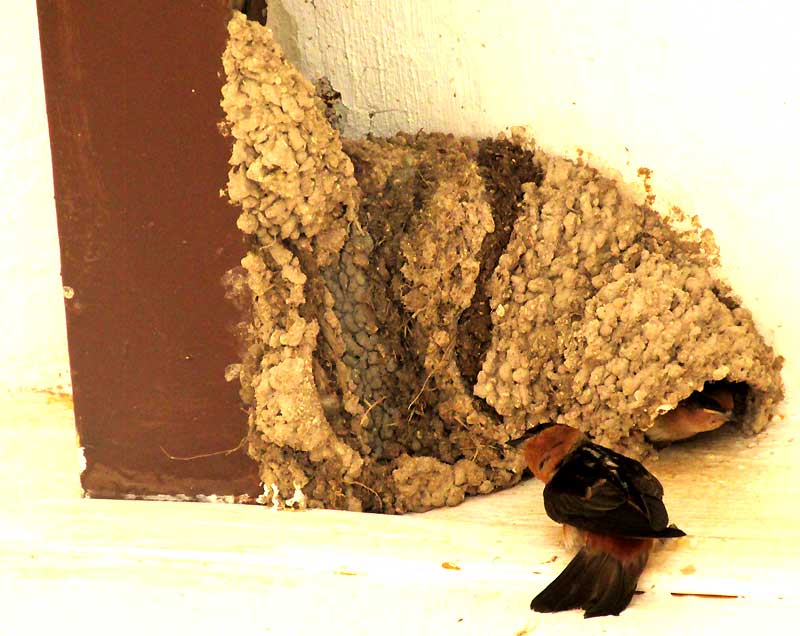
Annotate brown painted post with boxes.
[36,1,261,498]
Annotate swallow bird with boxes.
[646,383,736,444]
[510,423,685,618]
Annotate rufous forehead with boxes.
[524,424,579,460]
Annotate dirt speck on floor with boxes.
[220,13,784,513]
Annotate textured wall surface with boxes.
[0,3,70,389]
[269,0,800,396]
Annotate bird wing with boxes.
[542,443,676,538]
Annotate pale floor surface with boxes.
[1,388,798,635]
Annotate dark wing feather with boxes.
[543,443,682,538]
[589,444,664,499]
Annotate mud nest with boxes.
[220,13,784,513]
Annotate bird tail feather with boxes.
[531,546,649,618]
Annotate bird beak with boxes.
[700,407,736,423]
[506,433,534,449]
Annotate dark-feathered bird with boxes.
[510,423,685,618]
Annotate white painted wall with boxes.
[272,0,800,397]
[0,3,70,390]
[4,2,798,398]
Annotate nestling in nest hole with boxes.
[645,380,750,445]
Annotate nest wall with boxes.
[221,14,783,513]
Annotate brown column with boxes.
[36,0,260,498]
